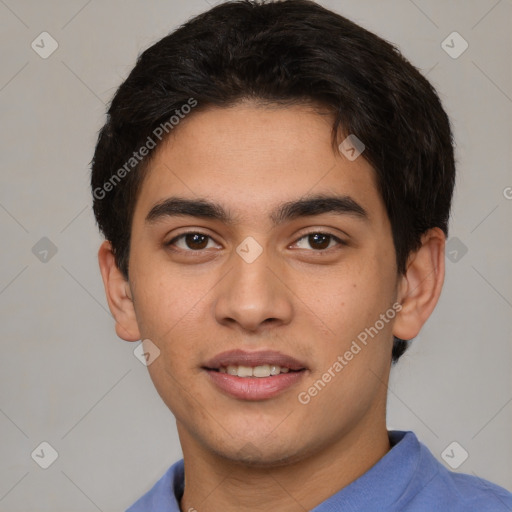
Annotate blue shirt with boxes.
[126,430,512,511]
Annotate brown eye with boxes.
[166,232,217,251]
[308,233,331,250]
[184,233,209,250]
[294,232,345,251]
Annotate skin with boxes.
[98,102,445,512]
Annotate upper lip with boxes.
[203,349,307,371]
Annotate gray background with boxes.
[0,0,511,510]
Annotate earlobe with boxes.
[97,240,141,342]
[393,228,445,341]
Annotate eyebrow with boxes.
[145,193,369,226]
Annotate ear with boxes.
[393,227,445,340]
[97,240,141,342]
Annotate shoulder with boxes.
[440,471,512,511]
[125,459,184,512]
[399,432,512,511]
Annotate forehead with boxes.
[133,103,386,228]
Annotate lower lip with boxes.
[204,369,306,401]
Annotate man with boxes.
[91,1,512,510]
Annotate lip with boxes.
[202,349,307,371]
[202,349,308,401]
[204,369,307,401]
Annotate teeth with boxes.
[237,365,253,377]
[227,365,238,376]
[270,365,280,376]
[219,364,294,377]
[253,364,270,377]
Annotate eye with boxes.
[166,232,220,251]
[292,232,345,251]
[165,231,346,253]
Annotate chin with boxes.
[217,443,307,468]
[201,427,313,468]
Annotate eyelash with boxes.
[165,231,346,253]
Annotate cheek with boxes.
[315,256,395,324]
[130,253,201,335]
[130,261,216,377]
[301,254,397,371]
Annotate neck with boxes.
[178,418,390,512]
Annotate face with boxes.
[127,103,400,465]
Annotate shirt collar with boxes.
[128,430,426,512]
[311,430,425,511]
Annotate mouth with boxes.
[202,349,308,400]
[209,364,303,377]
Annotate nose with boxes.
[213,243,294,333]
